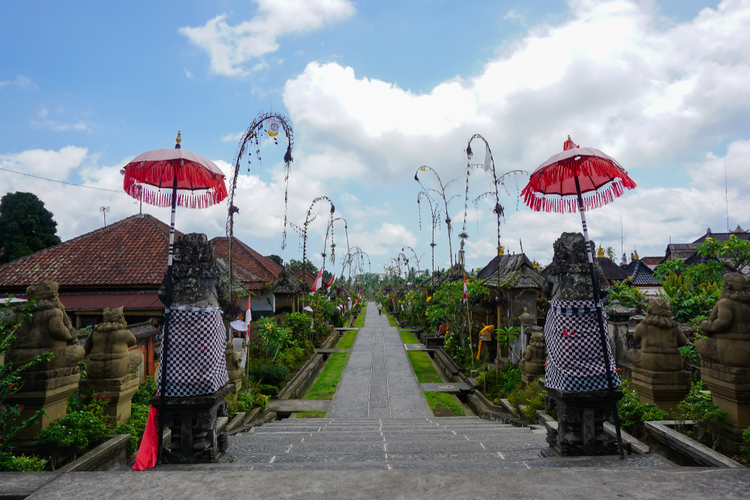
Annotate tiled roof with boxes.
[624,259,661,285]
[640,256,663,268]
[293,269,317,287]
[477,254,546,290]
[596,257,629,281]
[0,214,176,290]
[212,237,283,289]
[693,230,750,244]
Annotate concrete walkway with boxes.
[328,302,431,419]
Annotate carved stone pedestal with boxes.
[631,367,691,412]
[7,367,81,442]
[699,359,750,455]
[151,383,232,463]
[543,380,623,456]
[79,373,140,424]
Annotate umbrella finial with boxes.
[175,131,182,149]
[563,135,578,151]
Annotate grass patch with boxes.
[400,331,419,344]
[337,330,357,349]
[425,392,466,417]
[295,411,326,418]
[386,314,398,327]
[305,352,349,400]
[407,351,442,383]
[353,310,366,328]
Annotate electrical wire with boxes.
[0,166,124,194]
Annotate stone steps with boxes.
[206,416,674,471]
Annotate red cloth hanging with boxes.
[132,406,159,471]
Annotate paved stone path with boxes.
[328,302,432,419]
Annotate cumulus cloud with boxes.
[180,0,355,76]
[280,0,750,269]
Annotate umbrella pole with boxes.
[574,177,625,459]
[157,167,180,464]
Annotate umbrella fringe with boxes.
[522,179,627,214]
[123,161,228,209]
[124,183,227,209]
[521,156,635,214]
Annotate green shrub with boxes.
[131,376,157,406]
[247,363,290,387]
[739,426,750,465]
[506,380,546,422]
[257,384,279,397]
[617,382,668,439]
[113,403,149,458]
[672,381,728,449]
[37,411,110,467]
[237,390,269,413]
[478,364,522,401]
[284,312,313,342]
[0,452,47,471]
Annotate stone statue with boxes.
[543,232,616,392]
[628,299,687,372]
[156,233,229,399]
[158,233,230,309]
[697,273,750,367]
[5,281,85,440]
[7,281,85,370]
[520,330,545,383]
[626,299,690,410]
[545,232,608,301]
[542,233,621,456]
[225,340,243,382]
[83,307,143,379]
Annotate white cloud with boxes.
[349,223,417,257]
[0,75,35,89]
[179,0,355,76]
[31,106,92,132]
[221,131,244,143]
[280,0,750,269]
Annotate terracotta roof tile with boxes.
[0,214,177,290]
[211,237,283,289]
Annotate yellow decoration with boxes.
[633,250,640,260]
[479,324,495,335]
[498,244,505,256]
[597,246,605,258]
[476,339,483,360]
[175,131,182,145]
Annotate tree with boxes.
[267,254,283,267]
[0,192,61,264]
[285,259,318,273]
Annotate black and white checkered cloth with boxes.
[544,299,620,392]
[157,305,229,397]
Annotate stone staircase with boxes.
[204,416,672,471]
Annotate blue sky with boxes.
[2,0,749,276]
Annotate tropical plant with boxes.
[617,381,668,439]
[672,381,729,450]
[0,296,50,471]
[255,317,293,363]
[697,234,750,272]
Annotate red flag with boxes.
[309,268,324,295]
[354,298,358,307]
[462,276,468,302]
[327,274,336,288]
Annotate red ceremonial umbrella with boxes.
[121,132,227,465]
[521,136,636,459]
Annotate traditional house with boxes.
[623,259,662,296]
[0,213,293,324]
[596,257,629,284]
[212,237,284,319]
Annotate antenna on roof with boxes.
[99,206,110,227]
